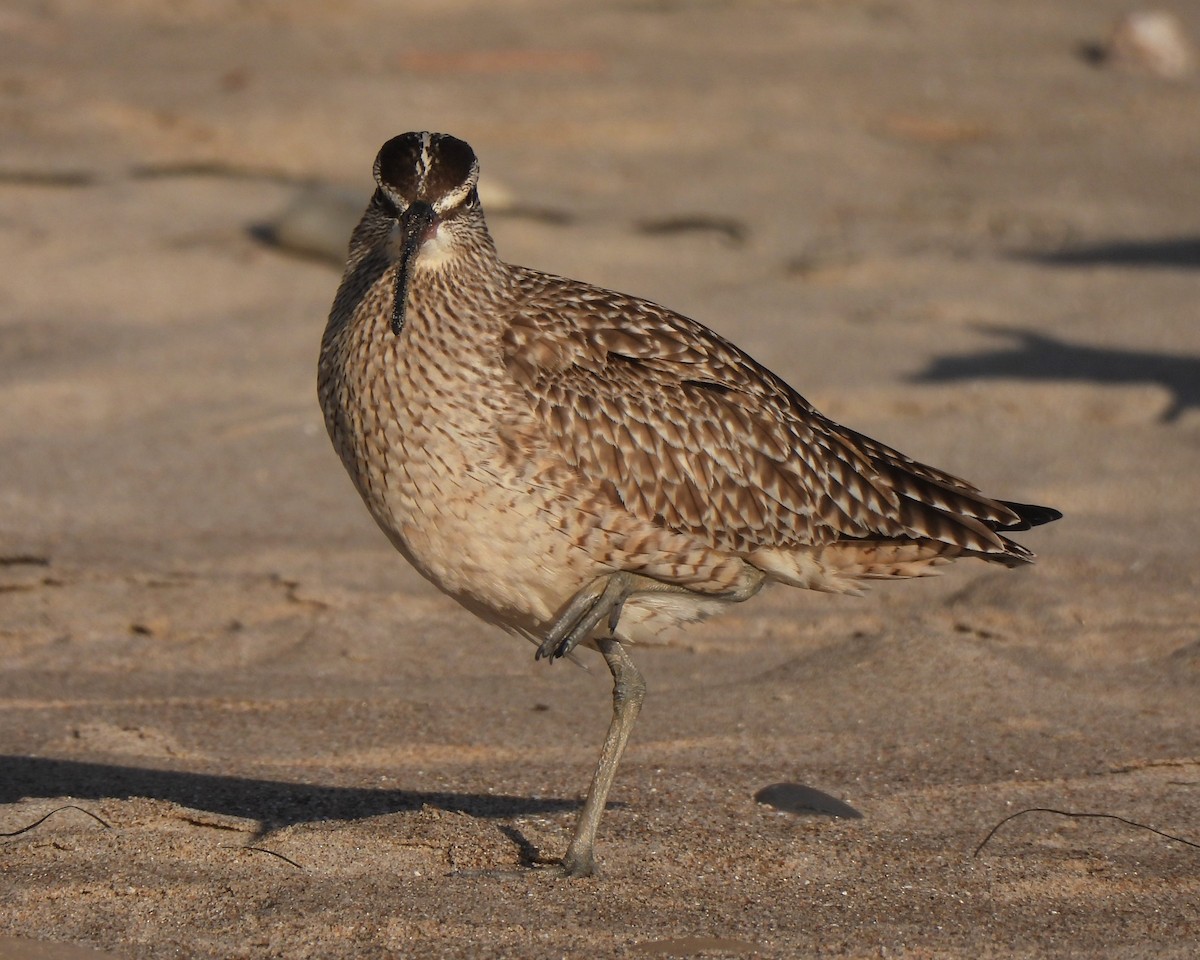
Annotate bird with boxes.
[317,131,1061,878]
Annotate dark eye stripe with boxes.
[372,188,401,219]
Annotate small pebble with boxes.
[1107,10,1195,79]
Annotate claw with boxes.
[607,591,627,635]
[537,572,633,661]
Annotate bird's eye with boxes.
[440,187,478,221]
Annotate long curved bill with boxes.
[391,200,436,336]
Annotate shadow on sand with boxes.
[913,325,1200,422]
[0,755,577,836]
[1021,236,1200,270]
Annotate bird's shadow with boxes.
[1020,236,1200,270]
[912,324,1200,422]
[0,755,577,839]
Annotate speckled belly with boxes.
[365,428,582,634]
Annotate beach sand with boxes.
[1,1,1198,956]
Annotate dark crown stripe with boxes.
[373,131,478,206]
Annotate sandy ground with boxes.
[2,1,1199,957]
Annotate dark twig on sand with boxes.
[228,844,305,869]
[974,807,1200,857]
[0,805,112,837]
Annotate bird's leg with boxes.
[538,570,766,663]
[537,571,633,661]
[560,636,645,878]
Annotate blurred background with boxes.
[2,0,1197,570]
[1,1,1198,957]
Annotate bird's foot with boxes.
[536,572,632,661]
[559,845,597,878]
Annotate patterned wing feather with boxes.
[503,269,1036,563]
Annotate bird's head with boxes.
[371,131,485,335]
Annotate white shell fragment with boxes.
[1107,10,1196,79]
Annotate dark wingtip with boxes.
[998,501,1063,531]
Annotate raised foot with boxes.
[536,571,768,663]
[536,571,633,661]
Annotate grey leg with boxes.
[561,637,646,878]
